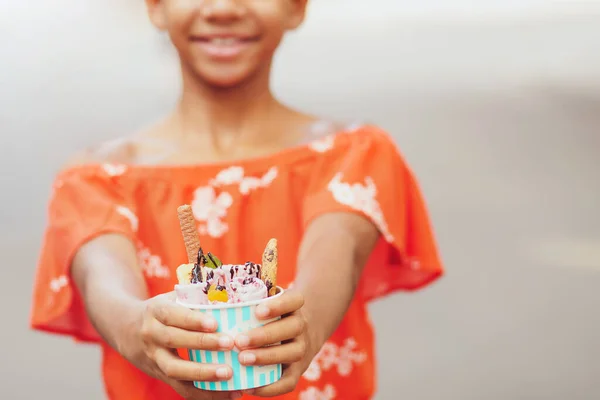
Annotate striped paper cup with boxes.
[176,287,284,391]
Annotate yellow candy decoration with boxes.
[207,285,228,303]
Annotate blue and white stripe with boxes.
[187,304,282,391]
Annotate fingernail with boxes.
[256,305,269,318]
[230,393,243,400]
[236,335,250,348]
[219,336,233,348]
[202,318,217,330]
[216,367,230,379]
[241,353,256,365]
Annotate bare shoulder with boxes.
[296,117,368,146]
[60,137,137,169]
[87,137,137,164]
[60,120,170,170]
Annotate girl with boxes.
[30,1,443,399]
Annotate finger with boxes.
[238,340,306,366]
[151,300,217,332]
[250,364,301,397]
[255,290,304,320]
[154,323,234,351]
[157,291,177,302]
[235,314,305,349]
[154,348,232,382]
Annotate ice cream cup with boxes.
[176,287,284,391]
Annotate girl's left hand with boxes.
[235,289,317,397]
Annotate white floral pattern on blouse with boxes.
[308,135,336,153]
[344,121,365,133]
[299,384,337,400]
[210,166,245,186]
[303,337,367,382]
[137,243,171,279]
[101,163,127,177]
[116,206,138,232]
[192,166,278,238]
[239,166,278,195]
[50,275,69,293]
[327,173,393,242]
[192,187,233,238]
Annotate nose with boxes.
[200,0,245,22]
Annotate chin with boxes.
[201,74,251,89]
[190,63,265,90]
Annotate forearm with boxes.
[294,235,356,347]
[294,219,378,349]
[72,234,149,357]
[80,271,147,357]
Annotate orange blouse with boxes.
[30,125,443,400]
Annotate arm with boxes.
[237,213,379,397]
[71,234,148,357]
[295,212,379,348]
[72,234,243,400]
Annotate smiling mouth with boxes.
[200,37,250,45]
[191,36,259,59]
[192,36,259,44]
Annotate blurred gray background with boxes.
[2,0,600,399]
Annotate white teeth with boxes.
[210,38,237,45]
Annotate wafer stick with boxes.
[261,238,278,297]
[177,205,200,264]
[176,205,201,285]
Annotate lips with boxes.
[202,37,245,45]
[191,35,259,59]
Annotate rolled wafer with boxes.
[177,204,201,263]
[261,238,278,297]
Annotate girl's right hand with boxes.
[123,292,243,400]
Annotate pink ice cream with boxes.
[176,263,268,305]
[175,281,209,304]
[228,277,268,303]
[220,263,262,281]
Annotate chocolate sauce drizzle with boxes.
[243,261,261,279]
[191,250,266,294]
[265,279,273,292]
[191,248,206,284]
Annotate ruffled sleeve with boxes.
[303,126,443,301]
[30,164,138,343]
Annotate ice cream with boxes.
[175,205,278,306]
[175,261,269,305]
[174,205,284,392]
[228,276,268,303]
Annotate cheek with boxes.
[251,3,290,36]
[258,19,288,53]
[163,3,197,45]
